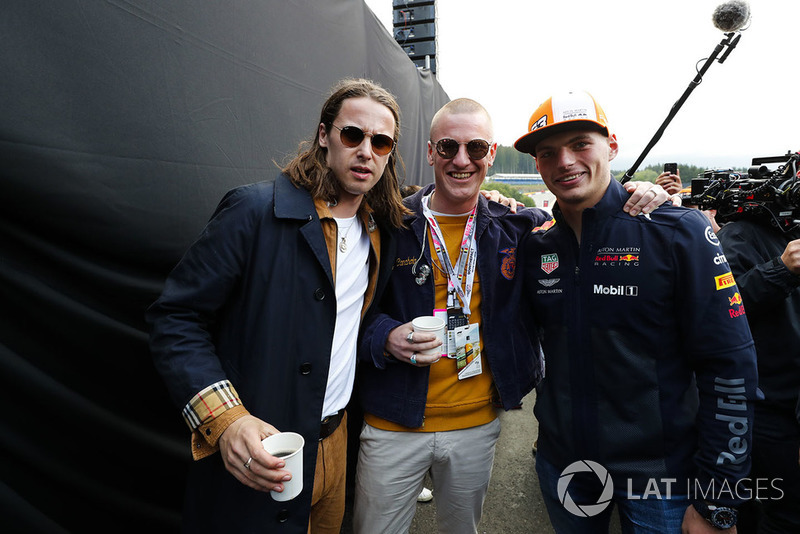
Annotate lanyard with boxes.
[420,193,478,316]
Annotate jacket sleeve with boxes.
[717,223,800,314]
[673,210,759,507]
[358,310,402,370]
[146,186,259,424]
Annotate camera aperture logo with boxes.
[557,460,614,517]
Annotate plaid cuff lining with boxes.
[182,380,241,431]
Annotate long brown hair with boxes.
[283,78,409,228]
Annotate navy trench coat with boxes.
[148,173,395,533]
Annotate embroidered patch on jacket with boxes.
[500,248,517,280]
[541,253,559,274]
[533,218,556,233]
[715,271,736,290]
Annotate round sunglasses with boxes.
[433,138,491,160]
[331,124,394,156]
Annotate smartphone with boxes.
[664,163,678,175]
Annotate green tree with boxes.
[481,179,531,206]
[489,145,536,176]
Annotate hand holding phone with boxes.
[657,163,682,194]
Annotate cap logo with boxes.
[530,114,548,132]
[561,107,591,120]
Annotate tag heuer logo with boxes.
[541,253,559,274]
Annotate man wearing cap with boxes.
[516,91,759,533]
[352,98,670,533]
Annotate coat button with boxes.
[277,509,290,522]
[299,363,312,375]
[313,288,325,301]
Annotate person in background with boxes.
[656,167,683,195]
[353,97,670,533]
[147,78,407,533]
[516,90,759,534]
[717,206,800,533]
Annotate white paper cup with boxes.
[412,315,446,357]
[262,432,305,501]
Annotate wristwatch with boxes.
[693,500,738,529]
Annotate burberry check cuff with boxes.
[182,380,242,431]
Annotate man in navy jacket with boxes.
[354,98,670,533]
[516,91,759,533]
[147,79,407,533]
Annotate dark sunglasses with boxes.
[331,124,394,156]
[433,138,491,160]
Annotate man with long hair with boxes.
[148,78,407,533]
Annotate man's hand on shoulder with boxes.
[623,181,675,216]
[481,189,525,213]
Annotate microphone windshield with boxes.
[712,1,751,32]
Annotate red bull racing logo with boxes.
[594,247,640,268]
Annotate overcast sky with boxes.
[365,0,798,171]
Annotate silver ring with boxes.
[406,331,414,344]
[244,457,252,470]
[410,353,417,365]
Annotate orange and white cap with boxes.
[514,90,609,155]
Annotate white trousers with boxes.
[353,419,501,534]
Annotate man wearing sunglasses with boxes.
[147,78,408,533]
[517,91,758,533]
[353,98,670,533]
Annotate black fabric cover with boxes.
[0,1,448,531]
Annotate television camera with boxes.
[683,151,800,232]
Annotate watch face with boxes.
[711,508,737,529]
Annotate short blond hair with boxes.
[430,98,493,140]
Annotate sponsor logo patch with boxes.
[705,226,720,246]
[715,272,736,291]
[728,292,746,318]
[537,288,564,295]
[594,249,640,268]
[593,284,639,297]
[539,278,560,287]
[714,252,728,265]
[541,253,559,274]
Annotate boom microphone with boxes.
[712,1,751,33]
[619,2,750,184]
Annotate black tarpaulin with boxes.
[0,1,449,531]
